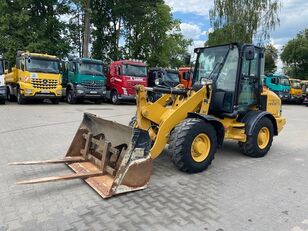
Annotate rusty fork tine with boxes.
[8,157,85,165]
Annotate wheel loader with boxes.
[10,43,286,198]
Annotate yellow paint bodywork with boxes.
[4,52,62,98]
[134,85,286,160]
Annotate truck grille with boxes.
[31,79,58,89]
[81,80,105,90]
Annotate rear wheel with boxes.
[168,118,217,173]
[0,97,5,104]
[111,90,120,104]
[67,90,77,104]
[6,88,15,102]
[17,89,26,104]
[239,117,274,158]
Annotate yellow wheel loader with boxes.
[10,43,286,198]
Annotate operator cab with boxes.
[193,43,264,117]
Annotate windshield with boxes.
[27,58,59,74]
[164,71,179,83]
[194,45,230,82]
[290,80,301,89]
[0,61,3,75]
[122,64,147,77]
[279,77,290,86]
[79,62,104,76]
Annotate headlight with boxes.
[155,78,161,85]
[77,89,84,94]
[25,89,33,94]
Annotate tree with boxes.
[281,29,308,79]
[91,0,191,68]
[264,44,278,74]
[0,0,71,64]
[207,0,281,46]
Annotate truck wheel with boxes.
[0,98,5,104]
[17,89,26,104]
[67,90,77,104]
[239,117,274,158]
[6,89,15,102]
[111,90,120,104]
[168,118,217,173]
[51,99,59,104]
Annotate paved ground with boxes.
[0,101,307,231]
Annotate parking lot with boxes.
[0,102,307,231]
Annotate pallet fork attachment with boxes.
[10,113,153,198]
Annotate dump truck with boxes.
[62,57,107,104]
[5,51,62,104]
[263,73,290,102]
[288,78,303,104]
[179,67,193,88]
[106,60,147,104]
[11,43,286,198]
[0,57,6,104]
[147,68,180,102]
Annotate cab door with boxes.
[237,46,263,111]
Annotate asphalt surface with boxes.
[0,101,307,231]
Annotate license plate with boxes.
[41,90,50,93]
[90,91,97,94]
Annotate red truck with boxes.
[106,60,147,104]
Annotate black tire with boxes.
[0,98,5,104]
[17,89,26,104]
[51,98,59,104]
[111,90,120,105]
[6,88,15,102]
[168,118,217,173]
[239,117,274,158]
[128,116,137,127]
[67,90,77,104]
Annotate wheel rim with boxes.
[191,133,211,162]
[257,127,270,149]
[112,92,117,103]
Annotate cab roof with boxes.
[112,60,146,66]
[17,51,58,60]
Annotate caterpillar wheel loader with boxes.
[10,43,286,198]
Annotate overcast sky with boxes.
[164,0,308,69]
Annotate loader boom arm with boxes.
[135,85,210,159]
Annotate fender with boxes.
[187,112,225,148]
[66,83,75,91]
[238,111,278,136]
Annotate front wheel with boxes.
[168,118,217,173]
[67,90,77,104]
[239,117,274,158]
[17,89,26,104]
[111,90,120,104]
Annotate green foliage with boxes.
[264,44,278,74]
[208,0,281,46]
[281,29,308,79]
[90,0,191,68]
[0,0,71,64]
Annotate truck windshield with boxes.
[165,72,179,83]
[290,80,301,89]
[194,45,230,82]
[122,64,147,77]
[79,62,103,76]
[279,78,290,86]
[0,61,3,75]
[27,58,59,74]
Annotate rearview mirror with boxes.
[245,46,255,60]
[184,54,191,66]
[183,72,190,81]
